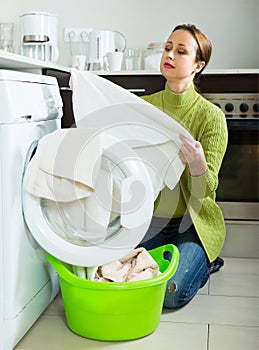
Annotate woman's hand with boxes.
[178,134,208,176]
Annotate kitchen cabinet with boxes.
[100,71,259,94]
[52,70,259,128]
[99,73,166,96]
[43,68,74,128]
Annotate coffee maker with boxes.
[20,12,59,63]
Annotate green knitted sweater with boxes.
[142,83,228,262]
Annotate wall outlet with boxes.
[64,28,92,42]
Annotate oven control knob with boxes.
[240,103,249,113]
[225,103,234,112]
[253,103,259,113]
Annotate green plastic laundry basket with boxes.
[47,244,179,341]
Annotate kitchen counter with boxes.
[1,50,258,75]
[0,50,69,73]
[96,68,259,75]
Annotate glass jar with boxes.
[144,42,164,71]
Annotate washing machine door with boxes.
[22,136,154,267]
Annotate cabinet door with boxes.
[43,68,75,128]
[100,74,166,96]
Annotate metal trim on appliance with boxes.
[217,201,259,221]
[23,35,49,43]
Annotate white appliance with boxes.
[20,11,59,62]
[88,30,126,70]
[0,70,62,350]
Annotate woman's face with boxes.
[160,29,203,81]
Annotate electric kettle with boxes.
[88,30,126,70]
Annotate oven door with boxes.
[217,118,259,220]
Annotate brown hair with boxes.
[172,24,212,82]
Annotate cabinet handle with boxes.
[127,88,146,93]
[60,87,72,91]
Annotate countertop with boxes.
[0,50,69,73]
[0,50,258,75]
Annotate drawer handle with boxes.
[127,88,146,93]
[60,87,72,91]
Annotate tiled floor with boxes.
[15,257,259,350]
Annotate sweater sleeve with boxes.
[186,107,228,199]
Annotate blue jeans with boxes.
[138,217,210,309]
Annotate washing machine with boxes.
[0,70,63,350]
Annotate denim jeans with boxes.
[138,217,210,309]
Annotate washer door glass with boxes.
[22,139,154,267]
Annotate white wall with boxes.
[1,0,258,69]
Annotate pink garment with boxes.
[94,248,159,282]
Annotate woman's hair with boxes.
[172,24,212,81]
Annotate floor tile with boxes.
[209,324,259,350]
[198,279,209,295]
[162,294,259,327]
[15,314,208,350]
[43,293,64,316]
[209,258,259,297]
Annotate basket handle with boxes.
[148,244,179,273]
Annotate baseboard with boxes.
[221,220,259,258]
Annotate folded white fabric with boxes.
[91,247,160,282]
[26,128,102,202]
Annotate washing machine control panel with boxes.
[0,70,63,124]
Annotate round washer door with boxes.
[22,137,154,267]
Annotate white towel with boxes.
[26,128,102,202]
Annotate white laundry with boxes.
[26,128,116,239]
[70,69,196,196]
[26,128,102,202]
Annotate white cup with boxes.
[71,55,86,70]
[104,51,123,71]
[125,48,141,70]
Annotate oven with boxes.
[202,91,259,221]
[199,72,259,223]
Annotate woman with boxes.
[139,24,228,308]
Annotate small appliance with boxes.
[20,11,59,62]
[88,30,126,70]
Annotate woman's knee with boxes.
[163,278,194,309]
[163,266,210,309]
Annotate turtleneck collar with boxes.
[163,83,198,107]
